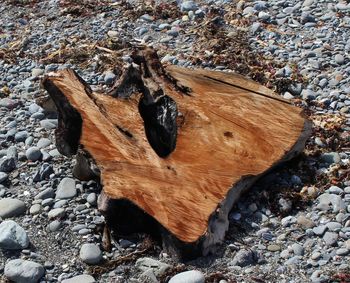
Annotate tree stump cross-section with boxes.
[42,47,311,259]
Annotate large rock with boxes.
[79,243,102,265]
[56,177,77,199]
[169,270,205,283]
[0,198,26,218]
[0,220,29,250]
[4,259,45,283]
[136,257,171,276]
[62,274,96,283]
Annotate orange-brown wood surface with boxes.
[44,66,308,243]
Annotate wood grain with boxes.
[43,65,309,244]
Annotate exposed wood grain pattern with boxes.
[43,62,310,245]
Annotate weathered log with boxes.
[42,47,311,260]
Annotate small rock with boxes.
[47,220,62,232]
[168,270,205,283]
[267,244,280,252]
[136,257,170,276]
[4,259,45,283]
[26,147,42,162]
[104,71,116,85]
[29,204,41,215]
[230,249,258,267]
[336,248,349,256]
[180,1,198,12]
[48,208,65,219]
[0,172,8,183]
[313,225,327,236]
[292,243,304,255]
[320,152,341,164]
[335,54,345,65]
[56,177,77,199]
[323,232,338,246]
[86,193,97,206]
[0,198,26,218]
[0,157,16,173]
[31,68,44,78]
[37,138,51,149]
[62,274,96,283]
[35,187,55,200]
[297,215,315,229]
[0,220,29,250]
[79,243,102,265]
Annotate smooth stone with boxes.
[37,138,51,149]
[230,249,257,267]
[168,270,205,283]
[292,243,304,256]
[136,257,171,276]
[0,220,29,250]
[140,269,158,283]
[326,222,342,231]
[86,193,97,206]
[29,204,41,215]
[31,68,44,77]
[56,177,77,199]
[0,157,16,172]
[297,215,315,228]
[62,274,96,283]
[0,198,26,218]
[104,71,116,85]
[0,172,8,183]
[4,259,45,283]
[40,119,57,129]
[336,248,349,256]
[326,186,343,194]
[25,147,42,161]
[335,54,345,65]
[48,208,65,219]
[320,152,341,164]
[313,225,327,236]
[0,98,20,109]
[318,193,345,213]
[323,232,338,246]
[180,1,198,12]
[47,220,62,232]
[35,187,55,200]
[267,244,280,252]
[15,131,28,142]
[79,243,102,265]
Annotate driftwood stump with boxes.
[42,47,311,259]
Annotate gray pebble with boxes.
[168,270,205,283]
[26,147,42,161]
[4,259,45,283]
[0,220,29,250]
[79,243,102,265]
[0,198,26,218]
[56,177,77,199]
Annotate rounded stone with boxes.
[62,274,96,283]
[25,147,42,162]
[79,243,102,265]
[0,198,26,218]
[56,177,77,199]
[4,259,45,283]
[0,220,29,250]
[169,270,205,283]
